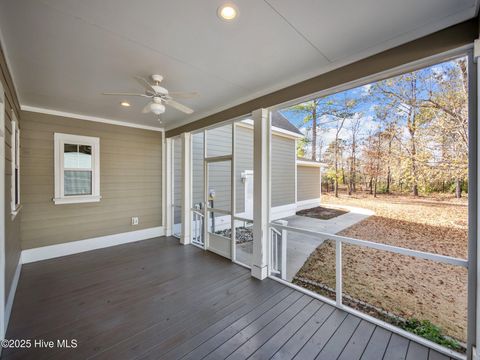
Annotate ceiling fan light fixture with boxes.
[150,103,166,115]
[218,3,238,21]
[120,101,131,107]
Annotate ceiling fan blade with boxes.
[168,91,198,99]
[164,99,194,114]
[142,103,152,114]
[134,76,156,93]
[102,92,150,97]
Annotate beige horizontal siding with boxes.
[1,41,22,300]
[20,111,163,249]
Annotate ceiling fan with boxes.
[103,74,196,122]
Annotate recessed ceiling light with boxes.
[218,3,238,21]
[120,101,131,107]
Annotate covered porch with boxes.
[4,237,452,360]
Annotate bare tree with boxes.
[347,115,362,195]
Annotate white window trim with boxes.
[10,112,21,218]
[53,133,101,205]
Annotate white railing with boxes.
[191,209,204,247]
[270,220,287,280]
[268,222,468,308]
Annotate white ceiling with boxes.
[0,0,477,130]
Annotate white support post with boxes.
[467,39,480,360]
[336,240,342,307]
[277,219,288,281]
[252,109,270,280]
[231,123,236,261]
[165,137,172,237]
[474,38,480,360]
[180,132,191,245]
[161,131,166,232]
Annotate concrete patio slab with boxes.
[278,205,374,281]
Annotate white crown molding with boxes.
[21,105,165,132]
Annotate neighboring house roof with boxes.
[272,110,303,136]
[239,111,303,139]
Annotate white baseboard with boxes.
[21,226,165,264]
[5,256,21,331]
[271,204,296,220]
[296,198,321,211]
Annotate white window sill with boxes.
[11,204,22,221]
[53,195,102,205]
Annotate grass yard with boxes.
[293,192,468,345]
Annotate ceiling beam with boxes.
[166,17,479,138]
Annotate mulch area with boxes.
[294,193,468,342]
[296,206,349,220]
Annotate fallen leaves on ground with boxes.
[295,192,468,341]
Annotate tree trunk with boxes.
[408,80,419,197]
[412,183,418,197]
[411,132,419,197]
[369,178,373,195]
[334,143,339,198]
[386,170,391,194]
[455,178,462,198]
[386,138,392,194]
[373,179,377,198]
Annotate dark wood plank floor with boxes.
[3,237,457,360]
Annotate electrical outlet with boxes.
[131,217,139,226]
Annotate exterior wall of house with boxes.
[173,138,182,224]
[186,123,297,223]
[297,164,321,202]
[20,111,163,249]
[234,125,253,215]
[192,132,204,207]
[0,43,22,302]
[271,135,296,207]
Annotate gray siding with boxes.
[173,138,182,224]
[207,161,231,212]
[297,165,321,201]
[271,136,296,207]
[206,125,232,158]
[234,126,253,214]
[20,111,163,249]
[191,124,296,215]
[192,132,204,207]
[1,42,22,302]
[192,125,232,214]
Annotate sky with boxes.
[280,84,381,160]
[278,57,463,161]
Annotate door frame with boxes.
[204,155,233,259]
[170,136,182,239]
